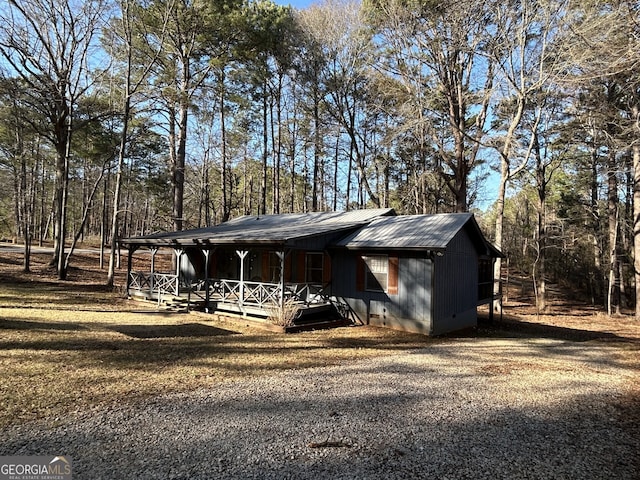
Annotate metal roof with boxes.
[333,213,501,255]
[121,209,502,257]
[121,208,396,248]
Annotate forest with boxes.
[0,0,638,318]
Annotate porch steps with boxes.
[128,292,205,313]
[284,303,350,332]
[160,296,207,312]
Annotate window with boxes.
[268,252,282,283]
[478,258,493,300]
[305,253,324,283]
[363,255,388,292]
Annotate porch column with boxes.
[204,249,212,312]
[149,247,158,296]
[276,250,286,309]
[236,250,249,310]
[174,249,183,295]
[126,246,137,296]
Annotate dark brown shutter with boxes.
[323,253,332,284]
[298,251,306,282]
[261,252,270,282]
[284,253,292,282]
[209,253,217,278]
[388,256,399,295]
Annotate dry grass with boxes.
[1,246,639,430]
[0,248,432,429]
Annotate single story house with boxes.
[121,208,502,335]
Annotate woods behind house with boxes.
[0,0,638,316]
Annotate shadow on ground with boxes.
[472,313,636,344]
[110,322,239,339]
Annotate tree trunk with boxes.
[533,131,547,313]
[589,141,603,305]
[56,115,73,281]
[492,95,527,312]
[261,82,268,216]
[536,191,547,313]
[18,139,31,272]
[273,75,283,215]
[174,96,188,232]
[288,109,297,214]
[632,106,640,320]
[333,135,339,211]
[100,172,109,269]
[107,101,130,288]
[346,136,354,211]
[66,162,107,273]
[220,72,230,223]
[607,149,620,315]
[312,87,320,212]
[493,159,508,312]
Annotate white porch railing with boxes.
[128,271,331,310]
[129,271,152,290]
[206,279,331,308]
[129,271,179,297]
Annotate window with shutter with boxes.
[363,255,388,292]
[305,252,324,283]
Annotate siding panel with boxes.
[332,251,432,335]
[432,230,478,335]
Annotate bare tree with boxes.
[0,78,41,271]
[558,0,640,318]
[0,0,107,279]
[297,0,378,210]
[105,0,168,289]
[487,0,562,310]
[365,0,496,212]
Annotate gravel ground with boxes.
[2,337,638,479]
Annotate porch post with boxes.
[126,246,137,297]
[204,249,212,312]
[236,250,248,310]
[276,250,286,309]
[174,249,183,296]
[150,247,158,296]
[489,257,495,323]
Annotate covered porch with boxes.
[125,245,341,325]
[120,210,395,327]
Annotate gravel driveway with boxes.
[2,337,638,479]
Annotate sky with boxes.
[274,0,317,9]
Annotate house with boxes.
[121,208,502,335]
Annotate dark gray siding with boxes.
[331,251,433,335]
[431,229,479,335]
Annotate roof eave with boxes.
[121,238,289,248]
[334,245,447,253]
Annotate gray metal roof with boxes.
[121,208,395,248]
[333,213,499,254]
[121,209,502,257]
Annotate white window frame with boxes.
[363,255,388,292]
